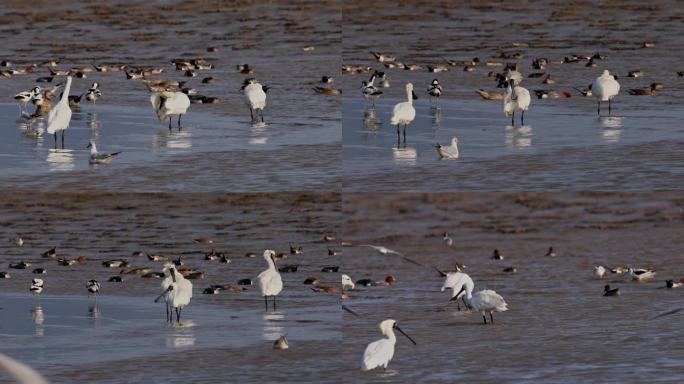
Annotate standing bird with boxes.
[591,70,620,116]
[85,82,102,103]
[454,284,508,324]
[46,76,73,148]
[434,137,459,159]
[427,79,442,101]
[241,78,269,123]
[155,263,193,323]
[14,86,40,114]
[390,83,418,144]
[257,249,283,311]
[503,79,530,125]
[441,272,474,311]
[30,278,44,295]
[361,74,383,105]
[86,279,101,296]
[87,140,121,164]
[361,319,416,371]
[150,91,191,130]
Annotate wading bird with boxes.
[150,91,190,130]
[592,70,620,115]
[503,78,530,125]
[453,284,508,324]
[46,76,73,148]
[258,250,283,311]
[155,263,193,323]
[361,319,416,371]
[242,78,269,123]
[390,83,417,144]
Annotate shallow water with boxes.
[340,192,684,382]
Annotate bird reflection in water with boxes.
[505,125,533,148]
[155,130,192,150]
[392,146,417,166]
[249,122,268,145]
[363,107,381,130]
[87,112,101,131]
[262,311,286,342]
[46,149,75,171]
[32,305,44,337]
[430,107,441,128]
[600,116,623,143]
[165,320,196,348]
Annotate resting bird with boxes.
[434,137,459,159]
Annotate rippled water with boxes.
[340,192,684,382]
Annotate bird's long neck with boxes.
[62,77,73,101]
[386,328,397,343]
[406,88,412,104]
[267,257,277,271]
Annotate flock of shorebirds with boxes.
[2,224,681,372]
[6,54,271,162]
[345,49,678,155]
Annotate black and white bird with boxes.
[87,140,121,165]
[86,279,101,295]
[14,86,40,114]
[85,82,102,103]
[629,268,656,281]
[427,79,442,100]
[361,73,383,104]
[30,278,44,294]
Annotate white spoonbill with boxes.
[150,91,190,130]
[155,263,193,323]
[242,78,269,123]
[503,78,530,125]
[46,76,73,148]
[258,249,283,311]
[454,284,508,324]
[441,272,474,311]
[390,83,417,143]
[0,354,49,384]
[87,140,121,164]
[591,70,620,115]
[434,137,459,159]
[361,319,416,371]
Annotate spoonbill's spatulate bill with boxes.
[257,249,283,311]
[361,319,416,371]
[46,76,73,148]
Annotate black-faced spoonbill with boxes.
[361,319,416,371]
[155,263,193,323]
[454,284,508,324]
[390,83,417,144]
[150,91,191,130]
[442,272,474,311]
[592,70,620,115]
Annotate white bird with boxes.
[0,354,49,384]
[87,140,120,165]
[342,274,355,290]
[14,236,24,247]
[454,284,508,324]
[14,86,40,114]
[594,265,606,278]
[85,82,101,103]
[427,78,442,99]
[442,232,453,247]
[629,268,656,281]
[46,76,73,148]
[361,319,416,371]
[441,272,474,311]
[30,278,44,294]
[257,250,283,311]
[591,70,620,115]
[150,91,191,130]
[434,137,459,159]
[390,83,417,143]
[503,78,530,125]
[155,263,193,323]
[86,279,101,295]
[242,78,269,123]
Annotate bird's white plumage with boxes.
[503,82,531,117]
[441,272,474,299]
[390,83,416,126]
[257,250,283,297]
[435,137,459,159]
[161,263,193,309]
[592,70,620,101]
[244,82,267,110]
[342,274,355,290]
[470,289,508,314]
[46,76,72,134]
[361,319,397,371]
[0,354,49,384]
[150,91,190,122]
[594,265,606,278]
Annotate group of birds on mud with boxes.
[6,53,272,163]
[349,48,676,156]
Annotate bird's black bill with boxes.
[394,324,417,345]
[271,254,278,270]
[412,91,418,100]
[154,286,173,302]
[450,285,466,301]
[342,305,361,318]
[171,269,176,283]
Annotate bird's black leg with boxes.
[521,110,525,125]
[177,308,182,323]
[250,108,254,123]
[53,133,57,148]
[61,130,65,149]
[261,110,264,123]
[273,295,276,311]
[166,304,169,322]
[511,112,515,126]
[456,300,461,311]
[178,114,182,128]
[490,312,494,324]
[462,296,468,309]
[482,315,488,324]
[264,296,268,311]
[403,125,406,144]
[608,99,612,115]
[168,117,172,130]
[597,101,600,116]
